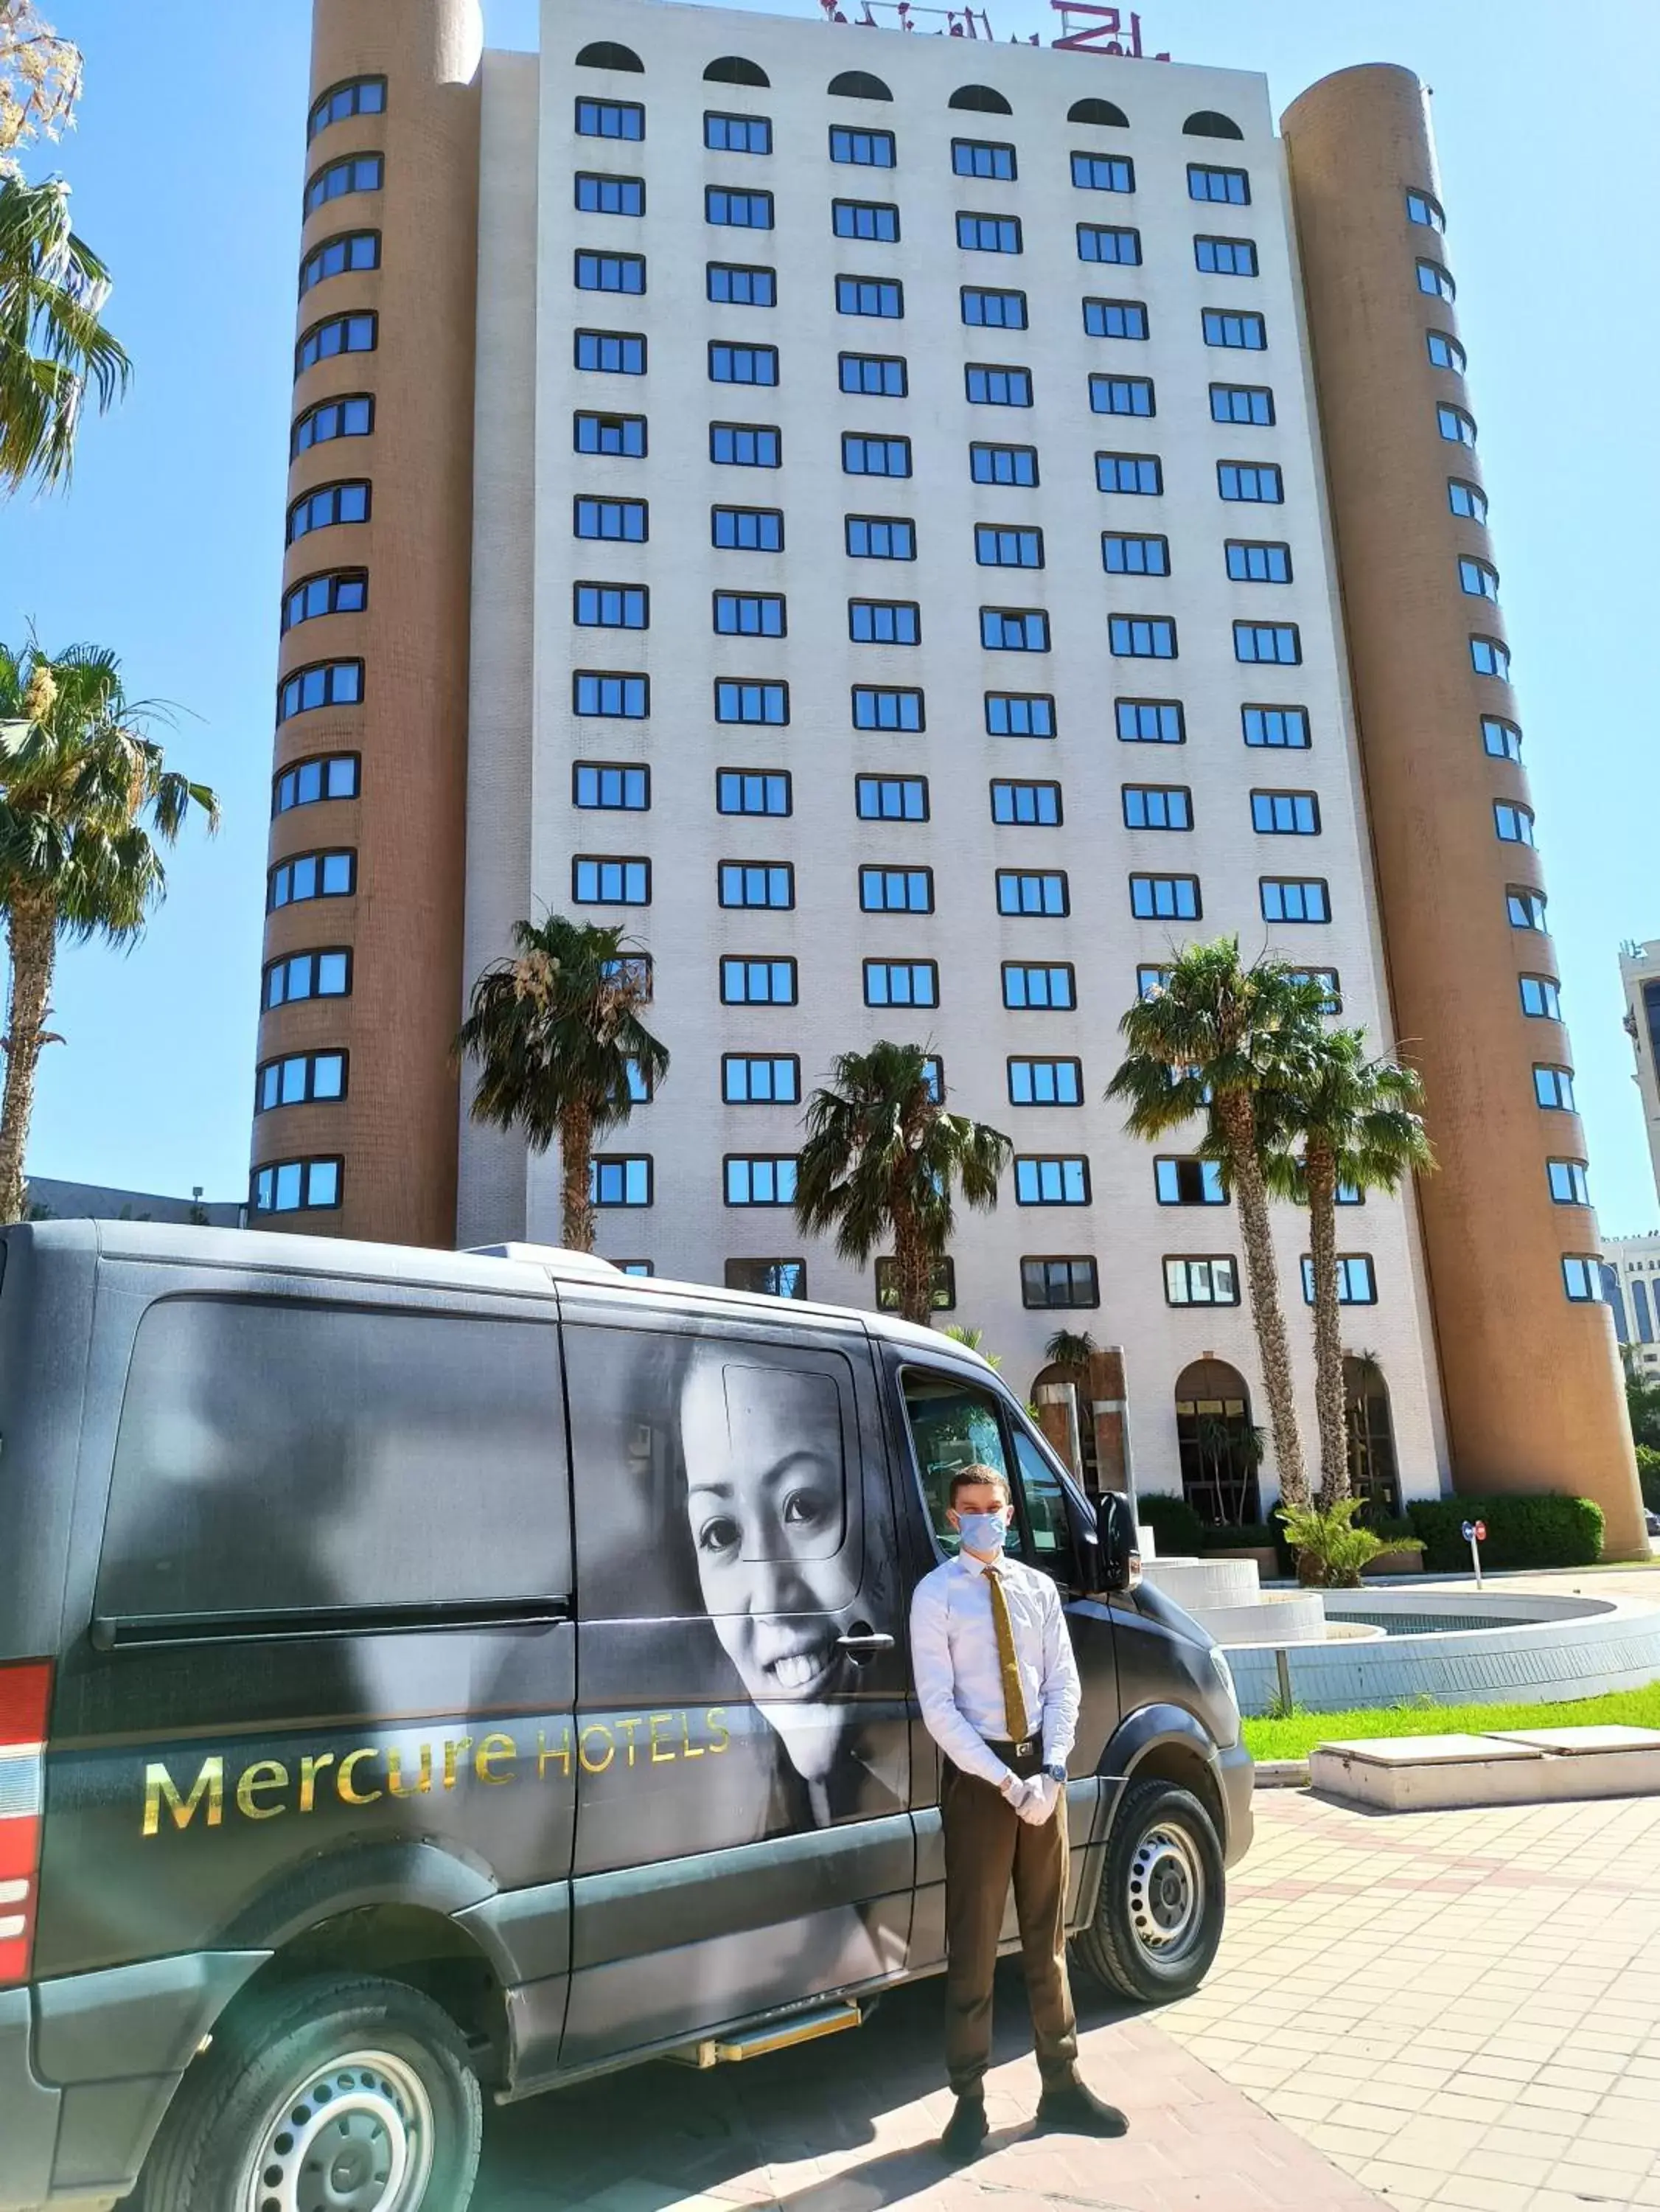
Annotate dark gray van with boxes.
[0,1222,1251,2211]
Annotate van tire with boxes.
[1072,1778,1225,2005]
[133,1972,483,2212]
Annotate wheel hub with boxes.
[1126,1823,1204,1961]
[245,2049,434,2212]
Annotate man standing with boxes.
[910,1462,1126,2160]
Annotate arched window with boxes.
[829,69,893,100]
[1068,96,1129,127]
[1184,108,1243,139]
[1343,1357,1401,1517]
[949,83,1012,114]
[705,55,769,86]
[576,41,644,72]
[1173,1360,1260,1526]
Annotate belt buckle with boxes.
[1015,1738,1033,1759]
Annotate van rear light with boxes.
[0,1662,50,1988]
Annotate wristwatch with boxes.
[1044,1761,1067,1784]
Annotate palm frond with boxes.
[0,177,130,493]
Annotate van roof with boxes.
[6,1221,986,1366]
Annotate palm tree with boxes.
[0,175,130,493]
[456,914,669,1253]
[0,642,219,1222]
[1042,1327,1098,1373]
[1,5,82,162]
[1264,1030,1434,1509]
[795,1040,1010,1327]
[1107,939,1327,1514]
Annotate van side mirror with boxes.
[1099,1492,1143,1592]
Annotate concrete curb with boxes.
[1252,1760,1311,1789]
[1308,1725,1660,1812]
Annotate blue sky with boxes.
[6,0,1659,1227]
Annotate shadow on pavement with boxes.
[478,1964,1143,2210]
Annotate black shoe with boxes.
[939,2094,988,2162]
[1036,2079,1129,2138]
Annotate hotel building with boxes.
[252,0,1645,1549]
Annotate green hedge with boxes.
[1199,1520,1292,1571]
[1134,1493,1205,1557]
[1636,1444,1660,1514]
[1406,1492,1604,1571]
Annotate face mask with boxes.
[955,1510,1007,1555]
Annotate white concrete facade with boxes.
[1619,939,1660,1217]
[456,0,1448,1512]
[1601,1229,1660,1378]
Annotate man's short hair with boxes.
[949,1462,1011,1509]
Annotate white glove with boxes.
[1018,1773,1061,1826]
[1000,1773,1039,1815]
[1016,1773,1059,1826]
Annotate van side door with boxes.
[880,1351,1122,1969]
[559,1288,913,2070]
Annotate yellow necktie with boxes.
[984,1565,1031,1742]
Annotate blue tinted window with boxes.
[592,1157,652,1207]
[713,506,784,550]
[707,186,773,229]
[991,781,1061,826]
[840,352,907,396]
[1129,874,1199,919]
[833,198,899,240]
[705,112,771,153]
[1242,705,1309,749]
[715,679,789,723]
[962,288,1028,328]
[1188,162,1249,204]
[714,591,785,636]
[576,329,646,373]
[1097,451,1162,495]
[837,275,903,317]
[986,693,1055,737]
[722,958,796,1004]
[574,496,646,540]
[573,763,649,810]
[576,173,644,215]
[711,422,781,466]
[958,212,1021,253]
[1002,963,1074,1009]
[845,515,915,558]
[710,342,778,386]
[1116,698,1182,744]
[843,434,911,477]
[857,774,927,821]
[1073,152,1133,192]
[1260,877,1329,923]
[865,961,937,1007]
[852,686,924,730]
[1218,460,1283,503]
[1083,298,1148,338]
[299,231,380,295]
[850,599,921,643]
[575,583,648,627]
[1078,224,1140,265]
[829,126,895,167]
[573,671,648,717]
[1227,540,1292,583]
[966,364,1031,406]
[1211,383,1274,426]
[1110,614,1176,658]
[971,444,1037,487]
[576,98,644,140]
[977,526,1042,568]
[708,263,776,305]
[1203,308,1265,349]
[573,856,650,904]
[574,411,646,456]
[1123,785,1190,832]
[575,251,645,294]
[1008,1058,1082,1106]
[997,870,1068,917]
[1103,534,1169,576]
[954,139,1015,178]
[1252,790,1318,834]
[1195,235,1257,276]
[860,866,933,914]
[1234,622,1300,664]
[719,861,794,907]
[981,608,1050,652]
[1090,375,1154,417]
[717,769,791,815]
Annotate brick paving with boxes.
[1160,1791,1660,2212]
[477,1784,1660,2211]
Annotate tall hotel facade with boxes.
[255,0,1645,1551]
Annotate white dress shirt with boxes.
[909,1549,1082,1790]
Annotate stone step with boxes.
[1308,1725,1660,1812]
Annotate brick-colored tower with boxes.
[1281,66,1645,1555]
[252,0,482,1246]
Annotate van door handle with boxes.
[837,1630,896,1653]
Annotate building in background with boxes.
[1601,1231,1660,1380]
[250,0,1644,1550]
[24,1177,245,1228]
[1620,939,1660,1213]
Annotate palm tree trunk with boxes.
[893,1206,935,1329]
[1305,1138,1350,1511]
[1218,1096,1308,1514]
[0,895,57,1225]
[558,1102,596,1253]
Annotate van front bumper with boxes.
[1218,1739,1255,1866]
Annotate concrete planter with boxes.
[1363,1548,1423,1576]
[1201,1545,1280,1580]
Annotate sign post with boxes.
[1461,1518,1487,1590]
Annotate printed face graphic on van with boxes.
[681,1355,858,1783]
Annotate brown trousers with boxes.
[940,1759,1079,2096]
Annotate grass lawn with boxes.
[1242,1680,1660,1764]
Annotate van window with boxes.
[899,1367,1062,1573]
[97,1297,568,1625]
[568,1326,859,1623]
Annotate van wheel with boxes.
[1072,1778,1225,2005]
[133,1974,482,2212]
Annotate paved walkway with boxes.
[478,1786,1660,2211]
[1166,1790,1660,2212]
